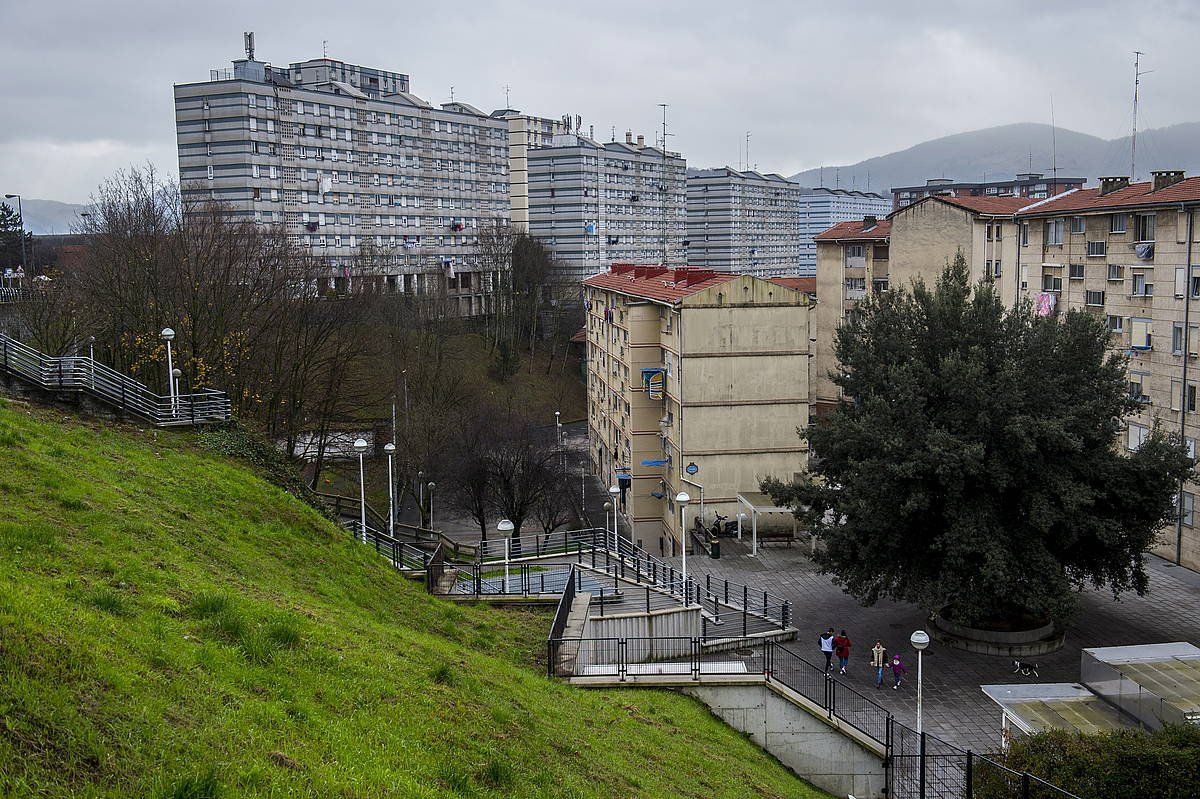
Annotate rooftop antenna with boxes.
[658,103,671,266]
[745,131,752,172]
[449,86,455,103]
[1131,51,1153,180]
[503,84,511,107]
[243,31,255,61]
[1050,93,1058,180]
[610,125,616,142]
[322,40,328,59]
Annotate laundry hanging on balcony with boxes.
[641,367,666,400]
[1135,242,1155,260]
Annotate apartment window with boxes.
[1087,240,1107,257]
[206,165,214,180]
[986,224,994,241]
[993,260,1002,278]
[1131,272,1153,297]
[1130,317,1152,349]
[1128,372,1149,403]
[1069,263,1085,280]
[249,117,257,132]
[1182,492,1195,527]
[1085,290,1105,306]
[1042,273,1062,291]
[1045,219,1064,245]
[1110,214,1127,234]
[1135,213,1156,242]
[1069,216,1085,234]
[1106,315,1124,333]
[1127,422,1149,452]
[1020,222,1029,246]
[1171,379,1199,412]
[846,244,865,258]
[1108,264,1125,281]
[1174,323,1186,355]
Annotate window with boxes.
[1132,272,1153,297]
[1182,492,1195,527]
[1110,214,1127,234]
[1172,380,1199,413]
[1130,318,1152,349]
[1135,213,1156,242]
[993,260,1002,278]
[1085,290,1105,306]
[1045,219,1065,245]
[1020,222,1029,246]
[1087,240,1107,257]
[1174,323,1186,355]
[1042,273,1062,291]
[1108,264,1125,281]
[1127,423,1149,451]
[1070,216,1085,234]
[206,165,214,180]
[1069,263,1085,279]
[1106,315,1124,333]
[846,244,865,259]
[1128,372,1149,403]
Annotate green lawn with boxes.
[0,399,824,798]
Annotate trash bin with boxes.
[709,535,720,559]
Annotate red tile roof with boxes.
[814,218,892,241]
[582,264,737,304]
[769,276,816,293]
[895,194,1033,216]
[1016,176,1200,216]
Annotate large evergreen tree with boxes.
[0,202,33,270]
[766,256,1193,624]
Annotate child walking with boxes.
[890,653,907,689]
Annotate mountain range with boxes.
[787,121,1200,194]
[1,198,92,235]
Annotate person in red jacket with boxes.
[833,629,852,674]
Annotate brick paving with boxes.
[662,533,1200,752]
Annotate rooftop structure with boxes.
[892,173,1086,211]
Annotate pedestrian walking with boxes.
[890,653,907,689]
[819,628,835,673]
[833,629,852,674]
[871,641,887,689]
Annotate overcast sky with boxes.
[2,0,1198,202]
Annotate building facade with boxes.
[892,173,1085,210]
[174,52,510,315]
[812,218,891,415]
[492,110,570,231]
[528,133,686,285]
[686,169,806,277]
[888,194,1028,303]
[795,188,892,277]
[583,264,812,552]
[1015,172,1200,570]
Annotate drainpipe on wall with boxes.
[1178,204,1197,566]
[1013,215,1023,307]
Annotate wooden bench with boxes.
[757,530,796,547]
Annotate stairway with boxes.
[0,334,231,427]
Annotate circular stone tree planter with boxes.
[930,612,1065,656]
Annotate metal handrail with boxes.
[0,334,231,427]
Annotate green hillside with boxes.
[0,399,823,798]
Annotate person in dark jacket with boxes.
[890,653,907,689]
[833,630,852,674]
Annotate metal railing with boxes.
[424,543,446,593]
[544,635,1083,799]
[0,334,231,426]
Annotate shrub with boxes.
[984,725,1200,799]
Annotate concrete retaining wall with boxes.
[683,682,886,799]
[577,606,701,666]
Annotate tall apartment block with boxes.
[795,188,892,276]
[173,50,510,316]
[491,110,570,231]
[892,173,1085,210]
[1015,172,1200,570]
[527,132,686,285]
[686,169,806,277]
[582,264,813,553]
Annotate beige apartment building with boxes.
[492,109,570,231]
[812,217,891,415]
[889,194,1029,302]
[583,264,813,554]
[1015,172,1200,569]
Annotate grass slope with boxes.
[0,401,823,798]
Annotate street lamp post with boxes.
[427,481,436,532]
[171,368,182,416]
[384,442,396,536]
[911,629,930,734]
[4,194,27,273]
[607,484,620,550]
[160,328,176,416]
[87,335,96,388]
[675,492,690,602]
[417,470,424,526]
[353,438,369,544]
[603,501,612,550]
[498,518,515,592]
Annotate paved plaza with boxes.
[662,532,1200,752]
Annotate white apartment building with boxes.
[174,51,510,315]
[796,188,892,276]
[492,110,570,231]
[686,168,806,277]
[527,132,686,285]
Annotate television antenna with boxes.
[1131,51,1154,180]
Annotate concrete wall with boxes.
[576,605,702,666]
[684,682,886,798]
[889,199,976,290]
